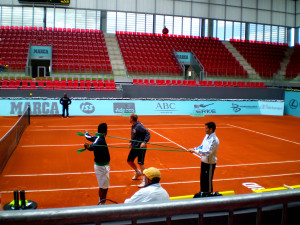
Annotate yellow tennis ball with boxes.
[30,93,32,96]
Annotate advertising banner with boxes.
[30,46,52,58]
[284,91,300,117]
[0,99,284,116]
[175,52,191,65]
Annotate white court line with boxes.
[2,172,300,194]
[148,128,201,159]
[21,142,171,148]
[142,127,232,130]
[29,127,232,132]
[47,124,227,128]
[227,124,300,146]
[4,159,300,177]
[216,159,300,168]
[213,172,300,182]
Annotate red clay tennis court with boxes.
[0,114,300,209]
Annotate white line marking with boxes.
[217,159,300,168]
[4,169,142,177]
[21,142,171,148]
[213,172,300,182]
[46,124,227,128]
[148,128,201,159]
[2,172,300,194]
[227,124,300,146]
[4,159,300,177]
[29,127,232,132]
[145,127,231,130]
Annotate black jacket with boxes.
[131,121,151,148]
[85,133,110,165]
[60,97,71,106]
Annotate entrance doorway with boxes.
[31,59,50,78]
[38,66,46,77]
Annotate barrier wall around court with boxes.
[1,189,300,225]
[0,99,284,116]
[284,91,300,117]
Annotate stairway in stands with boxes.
[222,41,259,80]
[104,34,127,78]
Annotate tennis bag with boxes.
[193,191,223,198]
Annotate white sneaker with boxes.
[138,181,146,188]
[132,170,142,180]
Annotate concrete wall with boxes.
[0,85,285,100]
[0,0,296,27]
[122,85,285,100]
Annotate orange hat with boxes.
[143,167,161,180]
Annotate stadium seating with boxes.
[0,26,112,74]
[230,39,288,78]
[129,78,266,88]
[0,76,116,91]
[117,32,245,77]
[285,45,300,79]
[117,33,182,76]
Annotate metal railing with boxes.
[173,49,186,78]
[1,189,300,225]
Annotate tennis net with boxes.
[0,106,30,174]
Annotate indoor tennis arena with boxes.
[0,0,300,224]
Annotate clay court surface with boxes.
[0,115,300,209]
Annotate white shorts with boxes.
[94,164,110,189]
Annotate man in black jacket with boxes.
[128,113,151,188]
[84,123,110,205]
[59,93,71,118]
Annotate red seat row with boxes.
[133,79,266,88]
[286,46,300,79]
[0,80,116,91]
[0,26,112,74]
[1,26,103,34]
[118,33,245,77]
[230,40,288,78]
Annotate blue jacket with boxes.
[131,121,151,148]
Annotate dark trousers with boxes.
[62,105,69,117]
[200,162,216,193]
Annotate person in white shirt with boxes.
[188,122,220,194]
[124,167,169,203]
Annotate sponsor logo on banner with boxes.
[113,102,135,114]
[10,102,59,115]
[155,102,176,114]
[259,103,283,111]
[289,99,298,109]
[231,103,257,113]
[80,102,95,114]
[193,103,216,114]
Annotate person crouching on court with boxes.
[124,167,169,203]
[84,123,110,205]
[128,113,151,188]
[188,122,220,195]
